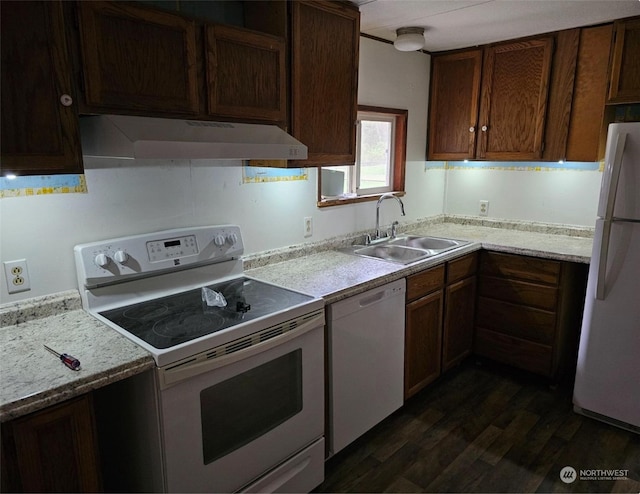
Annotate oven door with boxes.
[157,310,325,493]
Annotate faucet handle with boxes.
[364,233,372,245]
[390,221,399,238]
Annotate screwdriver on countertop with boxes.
[44,344,81,371]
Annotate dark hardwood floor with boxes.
[315,359,639,493]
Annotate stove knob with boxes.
[114,250,129,264]
[214,234,226,247]
[94,253,110,268]
[227,232,238,245]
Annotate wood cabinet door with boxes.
[290,1,360,166]
[2,395,100,492]
[442,276,476,372]
[405,290,443,400]
[476,37,553,160]
[608,17,640,104]
[77,1,199,115]
[206,25,286,123]
[428,50,482,160]
[0,1,83,175]
[566,24,613,162]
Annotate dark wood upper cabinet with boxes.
[477,37,554,160]
[77,1,200,115]
[290,1,360,167]
[205,25,286,124]
[428,37,553,161]
[0,0,83,176]
[428,49,482,160]
[608,17,640,104]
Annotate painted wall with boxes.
[0,37,432,302]
[443,163,602,226]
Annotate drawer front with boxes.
[476,297,556,345]
[480,251,561,285]
[447,252,478,284]
[475,328,553,376]
[478,276,558,311]
[407,264,445,301]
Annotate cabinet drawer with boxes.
[480,251,561,285]
[447,252,478,284]
[475,328,553,377]
[478,276,558,311]
[407,264,445,301]
[476,297,556,345]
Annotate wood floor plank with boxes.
[316,360,640,494]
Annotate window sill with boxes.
[317,191,406,208]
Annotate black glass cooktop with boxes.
[99,277,313,349]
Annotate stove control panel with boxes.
[74,225,244,288]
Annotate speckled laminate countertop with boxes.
[0,219,593,421]
[0,292,154,422]
[246,223,593,303]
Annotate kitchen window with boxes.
[318,106,407,207]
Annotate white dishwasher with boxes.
[327,278,406,455]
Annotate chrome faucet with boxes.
[375,193,406,240]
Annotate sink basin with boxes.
[347,235,469,264]
[353,244,434,264]
[388,235,463,250]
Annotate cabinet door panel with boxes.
[477,38,553,160]
[428,50,482,160]
[78,1,199,114]
[291,1,359,166]
[476,297,556,345]
[406,264,445,302]
[478,275,558,311]
[608,18,640,104]
[480,251,561,285]
[405,290,443,399]
[206,25,286,123]
[442,276,476,372]
[446,252,478,284]
[475,327,553,376]
[0,1,82,175]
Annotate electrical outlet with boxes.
[304,217,313,238]
[479,200,489,216]
[3,259,31,294]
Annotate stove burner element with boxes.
[153,313,225,341]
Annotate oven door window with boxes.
[200,349,303,464]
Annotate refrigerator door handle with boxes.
[602,132,628,221]
[596,220,613,300]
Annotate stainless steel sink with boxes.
[347,235,469,264]
[388,235,464,250]
[353,244,434,264]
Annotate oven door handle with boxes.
[158,311,324,389]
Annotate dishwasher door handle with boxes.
[359,290,386,307]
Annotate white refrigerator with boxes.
[573,122,640,433]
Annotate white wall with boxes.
[444,166,602,226]
[0,37,433,302]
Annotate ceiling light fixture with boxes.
[394,27,425,52]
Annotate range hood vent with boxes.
[80,115,307,161]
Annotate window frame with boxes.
[317,105,407,208]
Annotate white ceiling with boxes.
[357,0,640,52]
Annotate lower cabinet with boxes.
[474,251,588,379]
[1,394,101,493]
[404,252,478,400]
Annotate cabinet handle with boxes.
[60,94,73,107]
[481,125,488,132]
[469,126,475,133]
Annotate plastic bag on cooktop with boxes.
[201,286,227,308]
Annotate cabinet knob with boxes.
[469,126,475,133]
[60,94,73,107]
[481,125,488,132]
